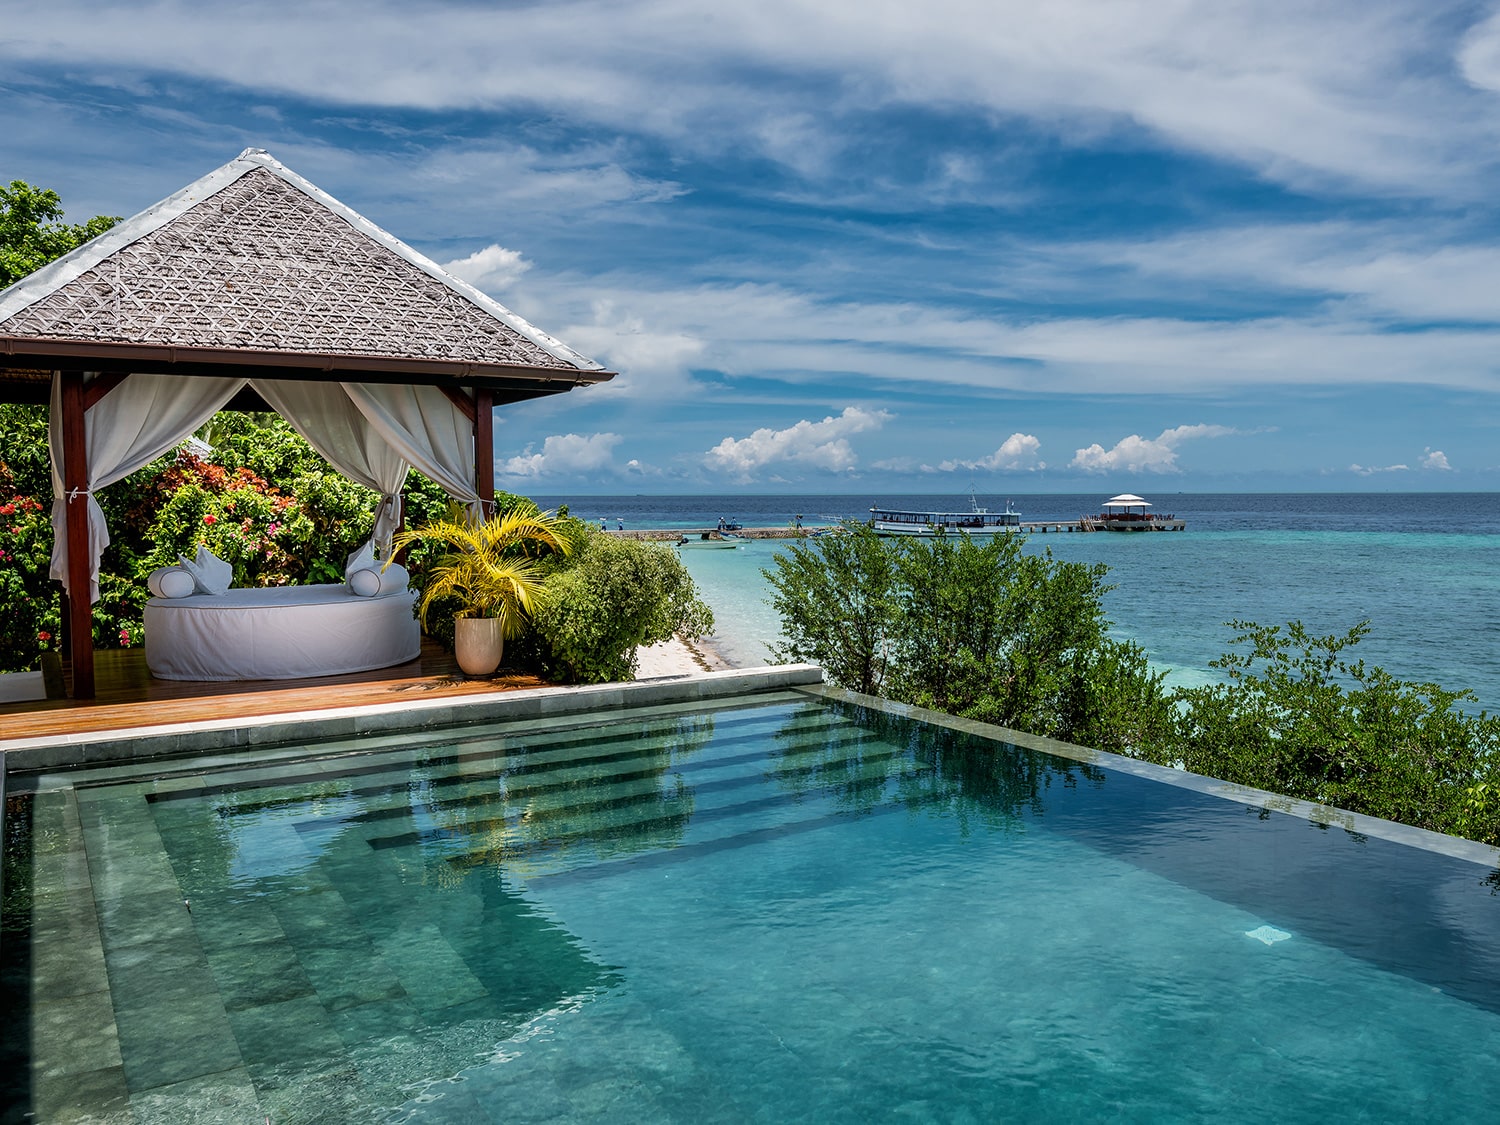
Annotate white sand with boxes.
[634,635,732,678]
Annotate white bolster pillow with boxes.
[148,566,196,599]
[348,562,410,598]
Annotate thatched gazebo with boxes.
[0,149,614,698]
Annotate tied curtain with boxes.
[49,373,247,603]
[49,373,483,603]
[251,379,410,555]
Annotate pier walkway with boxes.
[609,518,1186,541]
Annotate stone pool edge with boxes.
[0,664,825,773]
[799,683,1500,871]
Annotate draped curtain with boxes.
[340,382,481,515]
[251,379,410,554]
[49,373,247,603]
[50,374,483,604]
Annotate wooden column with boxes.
[474,388,494,514]
[59,371,95,699]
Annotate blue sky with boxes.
[6,0,1500,493]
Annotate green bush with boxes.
[530,531,714,683]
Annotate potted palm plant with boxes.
[392,508,573,676]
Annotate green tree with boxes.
[530,531,714,683]
[1,180,118,288]
[763,521,899,694]
[1150,620,1500,843]
[765,526,1176,748]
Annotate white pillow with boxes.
[349,561,410,597]
[147,566,196,599]
[345,540,377,583]
[177,545,232,596]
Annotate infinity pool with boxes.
[5,689,1500,1121]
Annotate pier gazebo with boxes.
[0,149,614,698]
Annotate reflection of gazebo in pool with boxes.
[0,149,614,698]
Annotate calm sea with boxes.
[535,493,1500,716]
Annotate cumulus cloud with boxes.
[441,244,532,292]
[1072,424,1236,474]
[705,406,891,479]
[1421,447,1452,470]
[934,433,1045,472]
[500,432,622,478]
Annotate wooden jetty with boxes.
[609,518,1186,542]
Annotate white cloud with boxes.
[705,406,891,479]
[441,244,531,292]
[8,0,1498,197]
[561,299,706,396]
[499,432,622,478]
[1350,461,1410,475]
[934,433,1045,472]
[1421,448,1453,470]
[1072,424,1236,474]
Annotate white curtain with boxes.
[341,382,481,515]
[251,379,410,554]
[50,372,247,603]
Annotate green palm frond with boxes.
[392,508,572,637]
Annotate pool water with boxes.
[6,690,1500,1122]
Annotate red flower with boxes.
[37,631,51,643]
[0,503,13,515]
[203,514,217,525]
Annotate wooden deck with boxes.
[0,640,548,744]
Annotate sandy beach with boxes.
[634,633,734,678]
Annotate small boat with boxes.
[674,533,742,549]
[869,493,1021,537]
[1093,494,1176,531]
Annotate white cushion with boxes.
[345,540,376,582]
[348,562,410,598]
[178,545,232,596]
[148,566,196,599]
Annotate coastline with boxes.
[635,631,737,678]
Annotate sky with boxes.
[6,0,1500,494]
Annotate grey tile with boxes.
[227,994,345,1070]
[205,939,316,1011]
[297,944,408,1012]
[128,1066,264,1125]
[30,1063,131,1123]
[29,989,123,1079]
[113,991,243,1094]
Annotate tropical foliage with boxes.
[392,509,574,635]
[529,531,715,684]
[766,525,1500,845]
[1,179,118,288]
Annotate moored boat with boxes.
[869,494,1021,537]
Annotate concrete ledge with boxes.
[2,664,824,774]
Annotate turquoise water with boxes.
[7,693,1500,1121]
[554,494,1500,714]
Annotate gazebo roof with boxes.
[0,149,612,402]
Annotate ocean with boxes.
[535,493,1500,716]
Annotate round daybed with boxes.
[144,584,420,682]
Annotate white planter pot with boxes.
[454,615,505,676]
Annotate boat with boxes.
[1092,494,1177,531]
[868,493,1021,537]
[674,532,742,549]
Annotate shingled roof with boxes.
[0,149,612,399]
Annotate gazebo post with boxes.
[475,388,494,513]
[59,370,96,699]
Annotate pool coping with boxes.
[801,683,1500,871]
[0,664,825,773]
